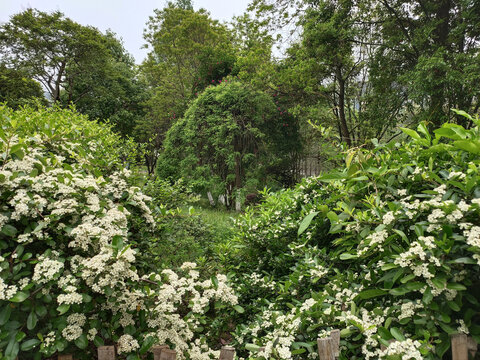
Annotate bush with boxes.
[228,111,480,359]
[157,81,301,208]
[0,106,237,359]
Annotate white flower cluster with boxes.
[378,339,423,360]
[145,264,238,359]
[62,313,86,341]
[117,334,140,354]
[250,272,276,290]
[398,300,423,320]
[32,252,64,284]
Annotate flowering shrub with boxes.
[229,111,480,359]
[0,106,237,359]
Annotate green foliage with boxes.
[370,0,480,126]
[0,9,110,102]
[139,4,232,135]
[0,10,145,138]
[0,65,46,108]
[226,111,480,359]
[0,106,238,359]
[157,81,299,205]
[60,31,148,137]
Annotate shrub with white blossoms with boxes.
[228,111,480,359]
[0,106,238,360]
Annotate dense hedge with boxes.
[228,111,480,359]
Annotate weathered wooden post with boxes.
[451,334,478,360]
[219,346,235,360]
[159,348,177,360]
[98,345,116,360]
[152,345,170,360]
[317,337,335,360]
[467,337,478,358]
[58,355,73,360]
[330,329,340,359]
[452,333,469,360]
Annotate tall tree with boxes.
[371,0,480,126]
[0,9,111,103]
[61,31,148,137]
[301,0,361,145]
[138,3,235,172]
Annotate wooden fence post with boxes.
[452,334,469,360]
[159,349,177,360]
[98,345,116,360]
[317,338,335,360]
[330,329,340,359]
[452,334,479,360]
[58,356,73,360]
[467,337,478,358]
[152,345,170,360]
[219,346,235,360]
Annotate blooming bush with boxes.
[228,111,480,359]
[0,106,237,359]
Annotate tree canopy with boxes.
[157,81,300,206]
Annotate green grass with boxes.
[193,206,238,240]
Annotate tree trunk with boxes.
[336,68,351,146]
[429,0,451,126]
[234,153,242,211]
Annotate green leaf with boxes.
[357,289,387,300]
[317,172,346,182]
[381,263,398,271]
[431,277,446,290]
[5,336,19,358]
[112,236,124,252]
[211,276,219,289]
[15,331,26,342]
[9,291,28,303]
[389,287,408,296]
[339,253,357,260]
[326,211,338,222]
[435,334,451,357]
[422,287,433,305]
[390,327,405,341]
[400,274,415,284]
[139,336,156,355]
[450,257,477,264]
[453,140,480,154]
[1,224,17,237]
[447,301,460,312]
[451,109,474,122]
[27,312,37,330]
[234,305,245,313]
[438,322,456,335]
[400,127,421,141]
[298,212,319,236]
[20,338,40,351]
[245,343,261,352]
[75,333,88,349]
[447,283,467,291]
[93,336,104,347]
[57,304,70,315]
[292,348,306,355]
[0,304,12,325]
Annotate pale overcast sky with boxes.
[0,0,251,64]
